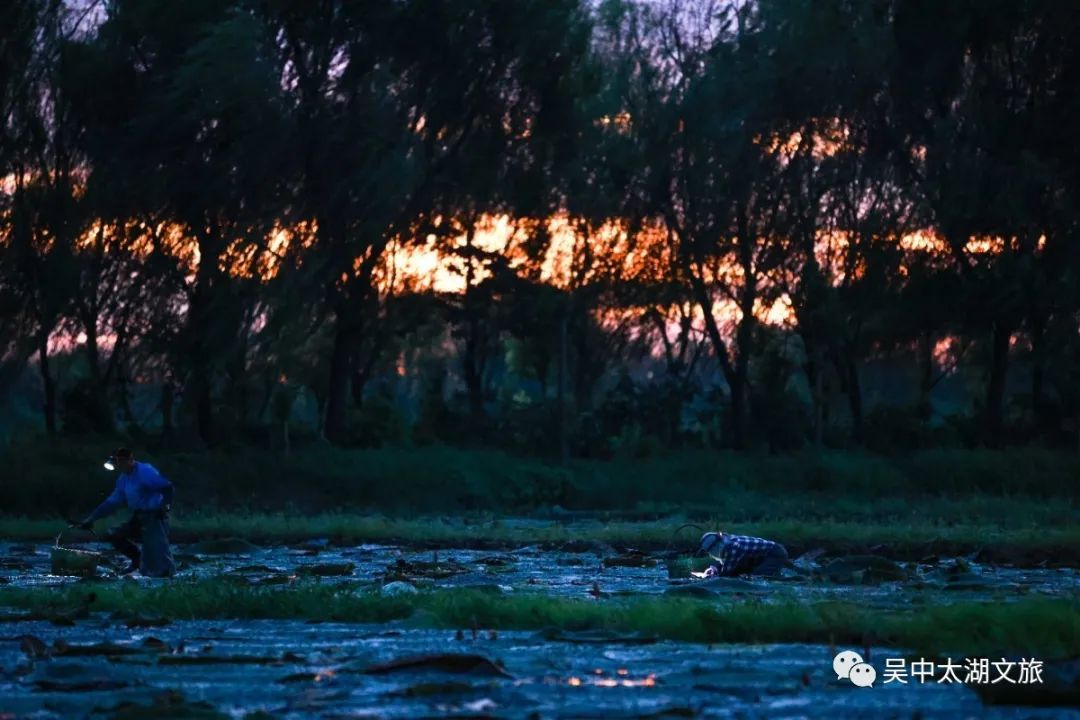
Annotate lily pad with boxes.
[664,576,765,596]
[972,658,1080,707]
[475,555,516,566]
[388,680,478,697]
[31,661,129,692]
[121,614,173,629]
[384,558,470,580]
[296,562,355,577]
[186,538,262,555]
[227,564,284,575]
[52,639,144,657]
[20,634,49,659]
[0,557,33,570]
[817,555,909,584]
[104,690,230,719]
[363,653,513,678]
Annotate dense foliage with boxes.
[4,0,1080,456]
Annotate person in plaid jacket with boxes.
[697,531,788,577]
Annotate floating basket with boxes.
[51,530,102,578]
[665,555,715,580]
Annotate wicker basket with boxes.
[665,555,715,579]
[51,530,102,578]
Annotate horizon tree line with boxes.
[3,0,1080,456]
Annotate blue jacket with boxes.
[88,462,174,522]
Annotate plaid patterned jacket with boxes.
[714,534,781,576]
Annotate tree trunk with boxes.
[350,368,367,408]
[799,328,825,448]
[463,330,485,419]
[985,319,1013,447]
[325,304,358,445]
[812,345,824,448]
[731,280,755,450]
[161,382,174,435]
[195,381,213,444]
[38,333,57,435]
[461,222,486,420]
[556,313,569,464]
[1030,317,1045,427]
[686,271,739,447]
[573,322,597,415]
[917,330,934,420]
[846,357,863,445]
[83,323,113,433]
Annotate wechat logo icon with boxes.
[833,650,876,688]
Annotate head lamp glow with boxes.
[103,459,115,471]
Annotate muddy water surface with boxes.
[2,540,1078,717]
[1,619,1074,718]
[2,540,1077,608]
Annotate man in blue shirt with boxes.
[696,531,788,578]
[74,448,175,577]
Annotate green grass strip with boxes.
[0,581,1076,659]
[4,512,1078,555]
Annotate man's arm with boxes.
[85,480,125,524]
[716,541,738,576]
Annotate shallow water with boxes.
[2,540,1078,716]
[0,618,1074,718]
[2,539,1077,610]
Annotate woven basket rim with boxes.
[51,546,102,558]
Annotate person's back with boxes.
[698,531,788,577]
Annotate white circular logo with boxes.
[832,650,864,680]
[849,661,877,688]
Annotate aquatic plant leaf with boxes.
[52,639,144,657]
[385,558,471,579]
[104,690,230,720]
[664,577,765,596]
[817,556,909,584]
[364,653,513,678]
[387,680,478,697]
[475,555,516,566]
[123,615,173,628]
[186,539,262,555]
[31,661,129,692]
[227,565,283,575]
[972,659,1080,707]
[0,558,32,571]
[296,563,355,577]
[19,634,49,659]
